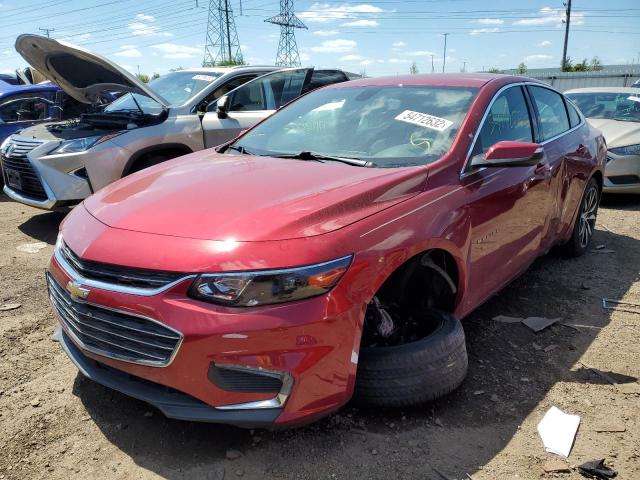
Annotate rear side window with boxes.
[303,70,348,93]
[566,100,581,127]
[472,86,533,156]
[229,69,308,112]
[529,86,570,141]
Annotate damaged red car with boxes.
[48,73,605,428]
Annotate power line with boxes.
[203,0,242,66]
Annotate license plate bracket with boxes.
[5,168,22,190]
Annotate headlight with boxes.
[188,255,352,307]
[609,144,640,156]
[48,133,123,155]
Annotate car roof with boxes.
[326,73,526,89]
[565,86,640,94]
[172,66,278,75]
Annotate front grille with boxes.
[47,274,182,366]
[208,364,283,393]
[608,175,640,185]
[59,241,187,290]
[0,139,47,200]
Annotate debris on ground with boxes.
[593,422,626,433]
[522,316,561,332]
[593,248,615,254]
[16,242,47,254]
[542,459,571,473]
[0,303,21,311]
[225,449,243,460]
[579,362,618,385]
[492,315,561,332]
[577,459,618,479]
[537,406,580,458]
[602,298,640,315]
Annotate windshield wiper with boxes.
[271,151,375,167]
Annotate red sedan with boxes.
[48,74,605,428]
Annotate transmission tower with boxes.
[203,0,242,67]
[265,0,307,67]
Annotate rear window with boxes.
[528,86,570,141]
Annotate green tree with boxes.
[573,58,589,72]
[151,73,160,81]
[409,62,419,74]
[135,73,150,83]
[589,56,603,71]
[487,67,503,74]
[561,56,574,72]
[516,62,527,74]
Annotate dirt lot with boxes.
[0,191,638,480]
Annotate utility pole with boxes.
[430,54,435,73]
[265,0,307,67]
[39,27,55,38]
[561,0,572,71]
[442,33,449,73]
[462,61,467,72]
[203,0,242,66]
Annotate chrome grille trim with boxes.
[47,273,183,367]
[54,242,196,297]
[1,138,48,201]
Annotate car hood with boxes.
[84,151,427,241]
[587,118,640,148]
[14,34,169,107]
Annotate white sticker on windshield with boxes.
[395,110,453,131]
[627,95,640,103]
[192,74,216,82]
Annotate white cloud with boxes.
[405,50,437,57]
[470,28,500,35]
[388,58,409,64]
[341,19,379,27]
[136,14,155,22]
[311,39,357,53]
[299,3,383,23]
[392,41,406,48]
[128,21,172,37]
[299,52,311,62]
[537,40,552,47]
[514,7,584,27]
[312,30,339,36]
[524,54,553,63]
[474,18,504,25]
[151,43,201,59]
[115,47,142,58]
[339,54,364,61]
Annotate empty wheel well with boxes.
[361,249,460,347]
[591,170,603,194]
[124,145,193,175]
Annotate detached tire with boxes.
[354,310,468,407]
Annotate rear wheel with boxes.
[561,177,600,257]
[128,153,173,174]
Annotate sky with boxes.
[1,0,639,78]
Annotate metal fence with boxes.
[525,70,640,92]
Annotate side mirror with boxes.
[216,95,229,119]
[470,141,543,169]
[196,100,208,115]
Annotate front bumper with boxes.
[48,245,361,428]
[603,152,640,194]
[54,325,282,428]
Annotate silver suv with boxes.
[1,35,351,209]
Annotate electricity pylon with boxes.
[203,0,242,66]
[265,0,307,67]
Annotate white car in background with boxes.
[1,34,351,210]
[566,87,640,194]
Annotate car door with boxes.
[461,84,553,310]
[201,68,312,148]
[526,85,581,250]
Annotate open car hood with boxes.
[15,34,169,107]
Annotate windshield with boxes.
[105,71,222,113]
[566,92,640,122]
[228,85,478,168]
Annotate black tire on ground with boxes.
[354,310,468,407]
[560,177,600,258]
[128,153,173,174]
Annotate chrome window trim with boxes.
[461,81,585,178]
[54,245,196,296]
[47,273,184,368]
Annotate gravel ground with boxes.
[0,191,638,480]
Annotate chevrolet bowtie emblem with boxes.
[66,281,90,299]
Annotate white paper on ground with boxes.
[537,406,581,458]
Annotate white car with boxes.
[566,87,640,194]
[1,34,351,209]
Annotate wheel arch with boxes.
[122,143,194,176]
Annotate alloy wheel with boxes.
[578,185,598,248]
